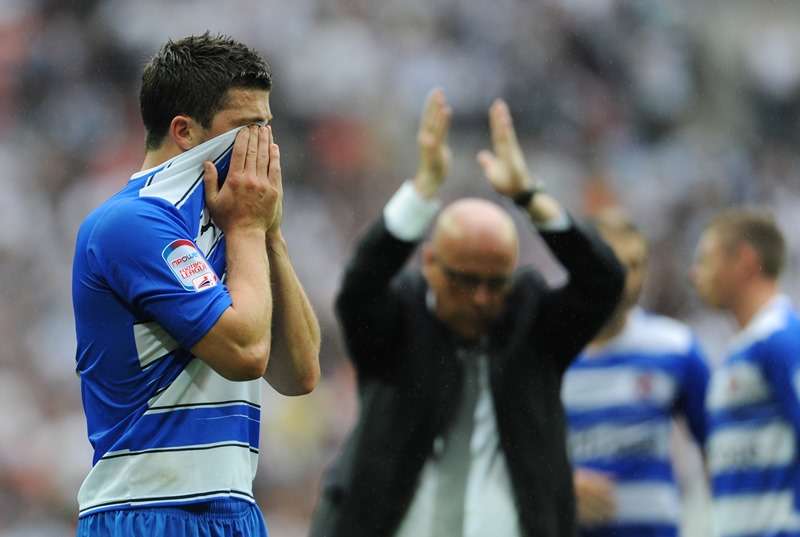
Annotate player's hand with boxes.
[573,468,617,526]
[413,88,452,199]
[266,131,284,238]
[267,192,283,237]
[203,125,280,234]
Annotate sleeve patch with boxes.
[161,239,219,292]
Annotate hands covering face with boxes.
[203,125,282,234]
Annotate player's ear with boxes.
[738,241,762,278]
[169,115,203,151]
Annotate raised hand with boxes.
[478,100,564,223]
[477,99,536,198]
[414,88,452,198]
[203,125,281,234]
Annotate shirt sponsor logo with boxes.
[162,239,219,292]
[710,443,760,470]
[569,426,663,460]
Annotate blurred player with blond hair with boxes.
[562,210,709,537]
[693,209,800,537]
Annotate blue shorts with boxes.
[76,498,268,537]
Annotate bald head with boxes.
[422,198,519,340]
[431,198,518,263]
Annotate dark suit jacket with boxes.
[310,215,625,537]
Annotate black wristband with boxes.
[512,185,544,208]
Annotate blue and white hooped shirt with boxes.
[562,309,710,537]
[72,127,262,517]
[706,295,800,537]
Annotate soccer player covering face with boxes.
[71,34,320,537]
[692,209,800,537]
[562,211,710,537]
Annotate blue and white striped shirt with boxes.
[72,128,262,517]
[706,295,800,537]
[562,309,710,537]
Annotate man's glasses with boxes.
[435,258,511,292]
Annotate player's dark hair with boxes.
[710,208,785,278]
[140,32,272,150]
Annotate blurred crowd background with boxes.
[2,0,800,535]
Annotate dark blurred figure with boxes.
[309,89,624,537]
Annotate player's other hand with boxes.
[573,468,617,526]
[413,88,452,199]
[266,187,283,239]
[265,130,284,239]
[203,125,281,234]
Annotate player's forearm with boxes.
[222,228,274,358]
[190,227,273,381]
[262,233,320,394]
